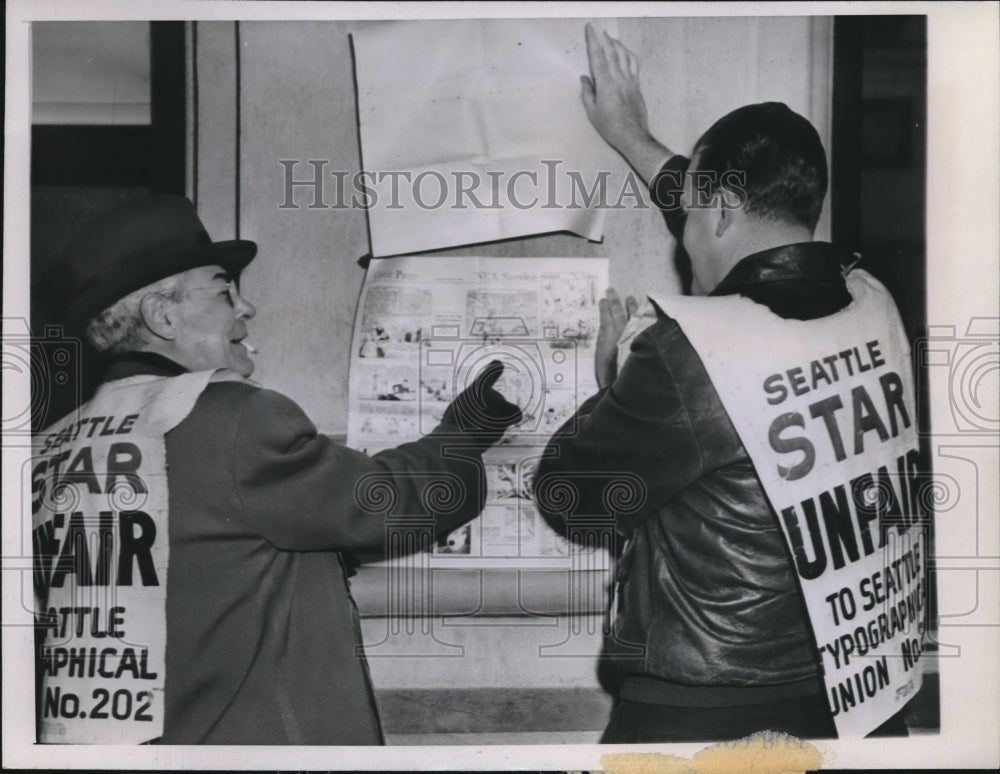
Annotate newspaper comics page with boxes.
[347,256,609,567]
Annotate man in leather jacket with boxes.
[534,24,913,742]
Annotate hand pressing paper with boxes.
[351,19,627,257]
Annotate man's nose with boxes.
[233,289,256,320]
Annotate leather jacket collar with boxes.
[711,241,847,297]
[709,241,852,320]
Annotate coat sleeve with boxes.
[230,387,488,551]
[534,316,712,535]
[649,154,689,242]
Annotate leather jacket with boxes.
[536,240,853,705]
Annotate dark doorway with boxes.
[832,15,937,735]
[832,16,926,346]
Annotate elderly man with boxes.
[534,26,923,742]
[32,195,521,745]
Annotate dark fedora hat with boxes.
[53,195,257,333]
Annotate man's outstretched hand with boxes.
[596,288,638,389]
[442,360,523,441]
[581,23,674,185]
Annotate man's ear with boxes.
[715,198,737,237]
[139,293,177,341]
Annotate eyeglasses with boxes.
[184,278,242,306]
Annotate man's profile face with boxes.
[167,264,257,377]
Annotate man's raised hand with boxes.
[581,24,650,157]
[580,23,674,184]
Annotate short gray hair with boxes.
[84,275,183,353]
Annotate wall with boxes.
[192,16,833,743]
[195,16,833,436]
